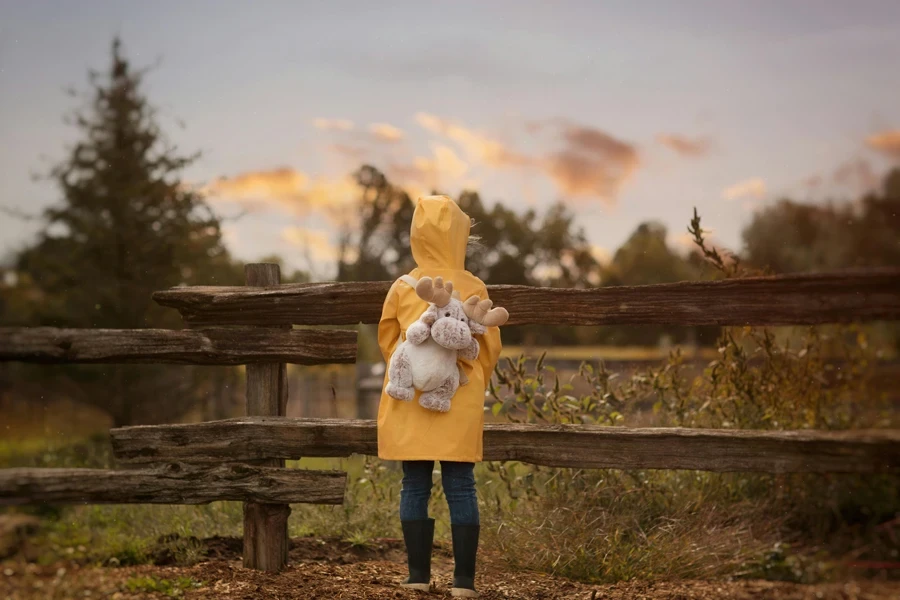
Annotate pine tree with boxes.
[15,38,243,425]
[19,38,238,329]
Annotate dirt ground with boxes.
[2,537,899,600]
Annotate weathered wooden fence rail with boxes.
[0,326,358,365]
[153,268,900,327]
[110,417,900,474]
[2,264,899,572]
[0,464,346,506]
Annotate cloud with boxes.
[832,157,879,192]
[803,174,824,190]
[206,168,309,204]
[204,167,359,223]
[866,130,900,160]
[369,123,405,143]
[417,112,638,203]
[542,124,640,202]
[282,227,341,261]
[415,112,531,168]
[657,134,714,157]
[282,226,359,273]
[427,145,469,180]
[799,155,882,199]
[722,178,766,201]
[389,144,470,191]
[329,143,368,162]
[313,118,354,132]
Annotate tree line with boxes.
[1,40,898,426]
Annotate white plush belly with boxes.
[407,339,456,391]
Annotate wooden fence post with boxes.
[243,263,290,571]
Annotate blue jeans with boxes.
[400,461,479,526]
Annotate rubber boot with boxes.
[400,518,434,592]
[450,524,480,598]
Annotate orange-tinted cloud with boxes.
[281,227,338,260]
[205,168,309,204]
[415,112,531,168]
[204,167,358,223]
[657,134,714,157]
[369,123,405,143]
[542,124,639,202]
[866,130,900,160]
[722,178,766,201]
[388,144,471,193]
[313,118,354,132]
[418,113,638,203]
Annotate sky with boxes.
[2,1,900,278]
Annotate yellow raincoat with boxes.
[377,196,503,463]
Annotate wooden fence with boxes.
[2,265,900,572]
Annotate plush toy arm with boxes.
[459,336,480,361]
[420,304,438,325]
[405,319,431,345]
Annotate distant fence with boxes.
[2,266,899,572]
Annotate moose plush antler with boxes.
[463,296,509,328]
[385,276,509,412]
[415,276,453,307]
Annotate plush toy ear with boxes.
[468,320,486,335]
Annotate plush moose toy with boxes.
[385,276,509,413]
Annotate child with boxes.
[377,195,503,598]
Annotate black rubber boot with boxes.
[450,524,480,598]
[400,518,434,591]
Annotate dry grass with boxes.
[2,322,897,584]
[499,345,717,362]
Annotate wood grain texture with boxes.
[247,363,286,419]
[151,268,900,327]
[243,503,291,572]
[0,327,357,365]
[110,417,900,474]
[242,263,290,572]
[244,263,281,287]
[0,464,346,506]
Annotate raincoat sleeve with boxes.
[377,281,402,364]
[474,285,503,384]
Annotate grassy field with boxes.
[2,328,899,584]
[3,434,898,584]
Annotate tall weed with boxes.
[474,211,898,582]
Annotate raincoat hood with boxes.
[410,195,470,270]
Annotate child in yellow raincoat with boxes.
[377,195,504,597]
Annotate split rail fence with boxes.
[2,265,900,571]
